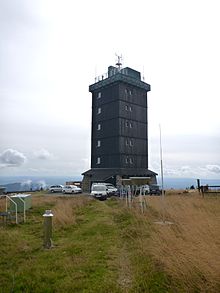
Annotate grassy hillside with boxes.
[0,191,219,292]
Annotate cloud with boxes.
[0,149,26,167]
[159,164,220,179]
[33,148,53,160]
[21,179,32,188]
[180,166,191,173]
[28,168,39,172]
[206,165,220,174]
[163,165,195,177]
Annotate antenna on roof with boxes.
[115,53,122,70]
[94,65,97,82]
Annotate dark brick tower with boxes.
[82,62,157,191]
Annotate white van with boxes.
[90,184,108,200]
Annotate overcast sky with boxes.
[0,0,219,179]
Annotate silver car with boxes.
[62,185,82,194]
[49,185,64,193]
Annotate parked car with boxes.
[105,184,117,196]
[62,185,82,194]
[115,188,127,197]
[91,183,117,196]
[49,185,64,193]
[149,184,162,195]
[90,184,108,200]
[142,185,150,194]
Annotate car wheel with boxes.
[51,190,54,193]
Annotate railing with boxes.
[17,196,26,223]
[94,72,108,83]
[5,195,27,224]
[200,185,220,197]
[5,195,18,224]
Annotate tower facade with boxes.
[82,64,157,191]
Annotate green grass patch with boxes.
[0,195,176,292]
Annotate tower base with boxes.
[82,168,157,192]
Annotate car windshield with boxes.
[150,185,159,189]
[92,185,106,191]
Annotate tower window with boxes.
[126,139,129,146]
[129,90,132,96]
[125,105,132,111]
[129,122,133,128]
[125,157,129,164]
[97,140,101,147]
[97,92,102,99]
[97,107,101,114]
[97,157,101,164]
[130,157,133,164]
[97,123,101,130]
[126,121,129,127]
[129,140,133,146]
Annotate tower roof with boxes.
[82,168,157,181]
[89,66,150,92]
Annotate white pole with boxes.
[159,124,165,223]
[43,210,53,249]
[6,196,8,212]
[17,196,26,223]
[128,185,131,208]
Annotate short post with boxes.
[125,188,128,207]
[128,185,132,208]
[43,210,53,249]
[139,186,144,213]
[197,179,201,192]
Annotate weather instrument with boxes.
[115,53,122,70]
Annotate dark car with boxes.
[149,184,162,195]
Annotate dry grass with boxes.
[132,192,220,292]
[0,197,4,210]
[1,192,219,292]
[53,196,91,227]
[31,193,91,227]
[0,193,91,228]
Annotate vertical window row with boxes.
[96,91,102,165]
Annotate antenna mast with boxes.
[159,124,165,223]
[115,54,122,71]
[142,66,145,81]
